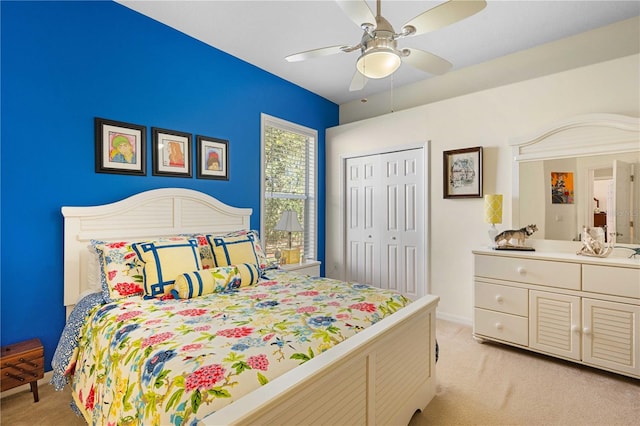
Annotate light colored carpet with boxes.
[410,320,640,426]
[1,319,638,425]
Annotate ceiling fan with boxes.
[285,0,487,91]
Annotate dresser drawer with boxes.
[475,281,528,316]
[475,255,581,290]
[1,338,44,393]
[582,265,640,299]
[474,308,528,346]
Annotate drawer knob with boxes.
[19,358,38,368]
[495,295,504,304]
[5,372,25,382]
[516,267,526,275]
[495,322,503,330]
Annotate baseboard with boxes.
[1,370,54,399]
[436,311,472,326]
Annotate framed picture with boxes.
[551,171,574,204]
[443,146,483,198]
[151,127,192,177]
[95,117,146,175]
[196,135,229,180]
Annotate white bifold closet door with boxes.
[345,148,425,299]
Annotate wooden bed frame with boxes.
[62,188,439,425]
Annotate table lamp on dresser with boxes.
[484,194,503,248]
[275,210,303,264]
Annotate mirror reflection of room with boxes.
[519,152,639,244]
[592,172,609,238]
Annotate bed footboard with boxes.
[200,294,439,425]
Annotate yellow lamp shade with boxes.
[484,194,503,224]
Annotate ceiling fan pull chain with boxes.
[390,72,395,113]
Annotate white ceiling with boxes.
[117,1,640,106]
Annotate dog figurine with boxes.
[495,224,538,247]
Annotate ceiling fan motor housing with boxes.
[356,14,403,79]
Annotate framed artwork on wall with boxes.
[551,171,574,204]
[95,117,146,175]
[151,127,192,178]
[196,135,229,180]
[443,146,483,198]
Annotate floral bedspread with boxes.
[68,270,410,425]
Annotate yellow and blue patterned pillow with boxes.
[207,232,261,268]
[235,262,260,286]
[132,239,202,298]
[171,263,260,299]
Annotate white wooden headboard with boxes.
[62,188,252,313]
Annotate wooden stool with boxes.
[1,338,44,402]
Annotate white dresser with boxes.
[473,248,640,379]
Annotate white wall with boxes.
[326,54,640,324]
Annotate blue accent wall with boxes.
[0,1,337,370]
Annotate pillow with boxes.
[183,234,216,269]
[86,244,102,293]
[215,229,269,270]
[171,266,239,299]
[132,239,202,298]
[172,263,261,299]
[93,236,212,301]
[92,240,146,302]
[207,232,262,268]
[235,262,260,287]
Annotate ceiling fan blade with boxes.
[335,0,375,29]
[285,45,348,62]
[349,70,368,92]
[403,49,453,75]
[402,0,487,37]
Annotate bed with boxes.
[55,188,439,425]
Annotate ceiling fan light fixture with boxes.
[356,47,401,79]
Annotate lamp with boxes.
[484,194,503,248]
[274,210,303,264]
[356,47,401,79]
[355,19,403,80]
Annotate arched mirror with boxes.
[511,114,640,244]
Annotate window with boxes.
[261,114,317,263]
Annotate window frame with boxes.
[260,113,318,261]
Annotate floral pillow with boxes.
[92,240,147,302]
[186,234,215,269]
